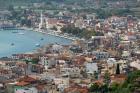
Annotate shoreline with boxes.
[1,27,82,41]
[20,27,80,41]
[0,28,73,58]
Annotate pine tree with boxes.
[116,64,120,74]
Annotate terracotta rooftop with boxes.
[111,74,127,83]
[93,80,104,86]
[73,56,86,65]
[64,86,88,93]
[36,84,46,91]
[16,81,29,86]
[19,76,37,83]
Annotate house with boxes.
[39,56,48,69]
[15,76,38,93]
[0,10,11,20]
[11,54,22,60]
[90,36,106,48]
[54,78,69,92]
[60,67,81,78]
[31,64,44,74]
[86,13,96,20]
[70,45,83,53]
[130,60,140,70]
[11,54,35,60]
[92,51,109,60]
[107,58,116,74]
[122,51,131,58]
[36,84,48,93]
[100,61,109,75]
[110,74,127,84]
[39,55,56,70]
[132,50,140,59]
[64,85,88,93]
[0,69,13,82]
[85,63,98,76]
[52,44,63,52]
[74,18,85,29]
[73,56,86,67]
[46,18,58,29]
[117,60,128,74]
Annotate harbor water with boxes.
[0,29,72,57]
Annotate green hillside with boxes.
[0,0,34,9]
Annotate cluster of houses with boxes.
[0,21,140,92]
[0,1,140,93]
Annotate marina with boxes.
[26,28,79,41]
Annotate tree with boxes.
[116,64,120,74]
[94,71,98,80]
[26,19,32,27]
[61,25,103,39]
[24,59,30,64]
[89,83,99,92]
[31,58,39,64]
[110,82,119,91]
[100,84,108,93]
[104,71,110,86]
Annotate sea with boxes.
[0,29,72,57]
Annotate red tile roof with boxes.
[19,76,37,83]
[16,81,29,86]
[64,86,88,93]
[36,85,45,91]
[111,74,127,83]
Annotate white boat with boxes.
[18,32,24,35]
[35,43,40,47]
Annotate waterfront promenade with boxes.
[21,27,80,41]
[1,27,81,41]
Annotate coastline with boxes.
[20,27,80,41]
[1,27,82,41]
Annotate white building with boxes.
[85,63,98,75]
[92,51,109,60]
[39,56,56,69]
[130,60,140,70]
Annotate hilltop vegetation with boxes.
[89,70,140,93]
[0,0,74,9]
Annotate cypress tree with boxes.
[116,64,120,74]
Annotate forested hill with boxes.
[0,0,86,9]
[0,0,64,9]
[0,0,64,5]
[0,0,138,9]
